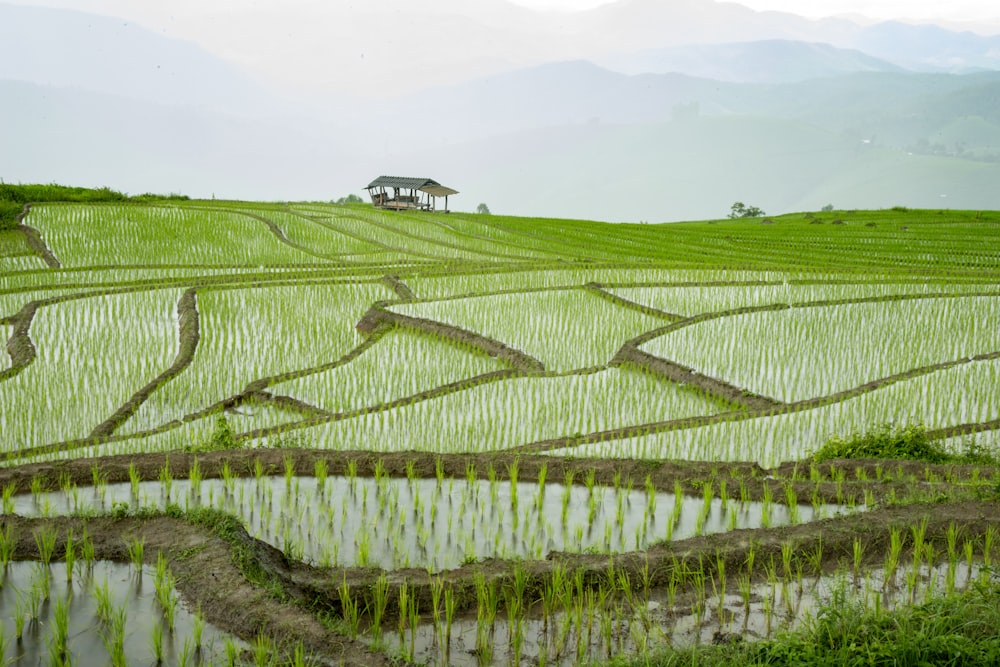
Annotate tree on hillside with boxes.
[335,194,363,205]
[476,203,491,215]
[729,201,765,219]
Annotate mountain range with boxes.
[2,0,1000,221]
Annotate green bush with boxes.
[0,200,23,230]
[811,423,947,463]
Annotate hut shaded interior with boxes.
[366,176,458,212]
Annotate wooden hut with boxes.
[365,176,458,212]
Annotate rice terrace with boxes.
[2,183,1000,666]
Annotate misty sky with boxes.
[6,0,1000,25]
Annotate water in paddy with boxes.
[0,561,239,665]
[380,559,998,666]
[10,475,855,571]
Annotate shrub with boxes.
[811,423,948,463]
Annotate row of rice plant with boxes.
[559,357,1000,465]
[10,462,851,571]
[391,289,665,371]
[0,255,46,273]
[405,268,801,300]
[0,324,11,371]
[0,290,182,451]
[26,204,316,267]
[329,207,537,261]
[119,282,390,434]
[371,519,996,666]
[271,327,509,413]
[392,211,569,261]
[611,281,992,318]
[0,266,298,294]
[642,296,1000,402]
[0,558,238,666]
[222,206,386,257]
[296,367,723,453]
[288,206,494,261]
[382,517,997,666]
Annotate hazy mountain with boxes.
[4,1,1000,222]
[596,40,906,82]
[857,22,1000,72]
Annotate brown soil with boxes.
[354,304,545,372]
[17,204,62,268]
[90,289,201,438]
[382,274,417,301]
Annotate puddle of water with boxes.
[0,560,241,665]
[379,560,998,666]
[8,476,854,572]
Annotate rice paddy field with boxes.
[1,199,1000,665]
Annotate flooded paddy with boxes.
[8,472,855,571]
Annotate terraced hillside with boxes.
[1,200,1000,666]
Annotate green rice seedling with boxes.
[397,581,410,648]
[34,524,57,565]
[128,537,145,572]
[429,575,444,640]
[63,530,75,584]
[284,455,295,491]
[252,633,273,667]
[370,573,389,640]
[339,576,360,638]
[15,593,26,641]
[314,459,328,493]
[80,526,95,569]
[852,537,864,579]
[2,482,15,514]
[49,594,70,664]
[884,527,903,588]
[911,518,928,572]
[30,475,42,504]
[192,604,204,651]
[0,524,16,567]
[101,607,128,667]
[983,526,996,568]
[158,459,173,501]
[407,589,420,660]
[149,620,163,665]
[507,457,520,512]
[178,638,193,667]
[189,456,202,495]
[91,579,114,623]
[761,483,774,528]
[443,586,456,655]
[224,638,240,666]
[129,462,141,497]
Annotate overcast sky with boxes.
[7,0,1000,24]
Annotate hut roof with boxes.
[366,176,458,197]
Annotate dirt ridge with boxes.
[584,282,683,321]
[382,274,417,301]
[0,301,39,381]
[90,289,201,439]
[17,204,61,268]
[355,305,545,372]
[613,344,782,410]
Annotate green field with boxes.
[2,197,1000,665]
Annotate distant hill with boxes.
[595,40,906,82]
[0,3,273,114]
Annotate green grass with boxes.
[812,423,999,465]
[609,580,1000,667]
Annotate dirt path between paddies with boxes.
[16,204,61,268]
[89,289,200,438]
